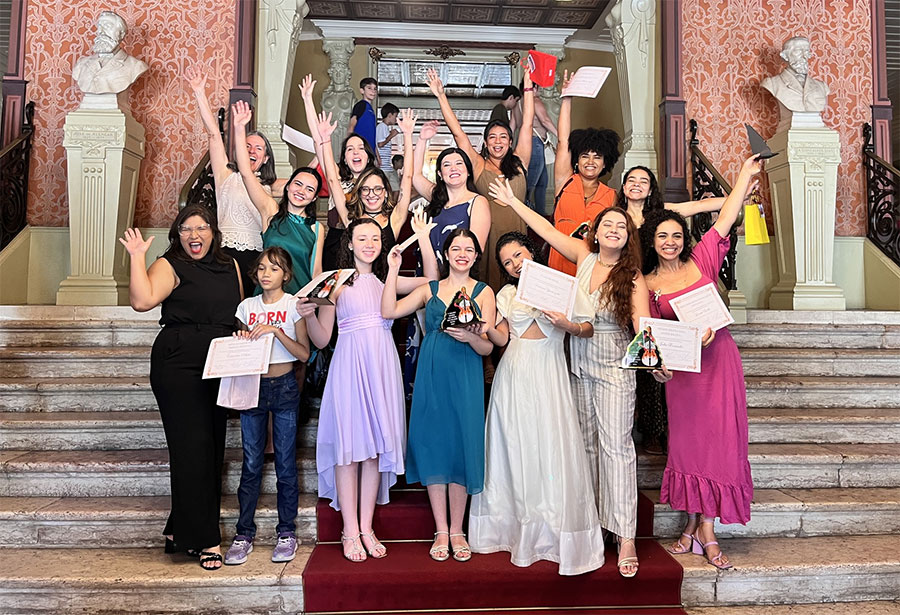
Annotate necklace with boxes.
[363,210,380,219]
[599,260,618,268]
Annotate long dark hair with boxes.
[226,130,276,186]
[337,217,387,284]
[639,209,693,275]
[165,204,231,264]
[480,119,525,179]
[270,167,321,232]
[428,148,478,218]
[587,206,642,332]
[440,228,482,279]
[338,133,376,182]
[495,231,542,287]
[345,167,394,220]
[569,127,620,177]
[615,165,665,216]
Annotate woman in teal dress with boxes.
[382,228,496,563]
[233,101,326,293]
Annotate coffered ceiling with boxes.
[305,0,611,29]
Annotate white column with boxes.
[605,0,657,185]
[321,38,356,157]
[766,120,846,310]
[57,102,145,305]
[256,0,308,178]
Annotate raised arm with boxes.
[119,229,176,312]
[425,69,483,176]
[314,111,350,227]
[513,68,534,163]
[186,66,229,184]
[666,197,726,218]
[389,213,438,294]
[554,71,575,186]
[630,273,651,333]
[389,109,418,236]
[534,96,558,137]
[312,221,325,279]
[299,74,329,176]
[713,155,763,237]
[488,177,588,264]
[469,195,491,254]
[231,102,278,228]
[382,257,430,319]
[412,121,439,202]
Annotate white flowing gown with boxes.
[469,285,605,575]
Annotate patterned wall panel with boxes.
[682,0,872,237]
[25,0,235,228]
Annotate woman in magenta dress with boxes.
[640,154,762,570]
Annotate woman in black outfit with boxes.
[120,204,243,570]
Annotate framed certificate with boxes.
[638,317,702,373]
[514,259,578,319]
[669,283,735,331]
[202,335,274,379]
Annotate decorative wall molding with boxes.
[312,19,576,46]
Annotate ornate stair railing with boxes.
[863,122,900,267]
[0,101,35,251]
[178,108,226,212]
[689,118,739,292]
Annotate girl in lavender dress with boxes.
[299,212,438,562]
[640,154,762,570]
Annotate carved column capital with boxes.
[322,37,357,151]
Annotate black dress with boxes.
[150,251,241,550]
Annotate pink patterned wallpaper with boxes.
[24,1,235,228]
[682,0,872,236]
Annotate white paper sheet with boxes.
[202,334,274,379]
[669,283,735,331]
[514,259,578,319]
[638,317,702,373]
[281,123,316,154]
[561,66,612,99]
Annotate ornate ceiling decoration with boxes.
[306,0,610,29]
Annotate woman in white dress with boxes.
[469,231,605,575]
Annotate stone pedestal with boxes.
[766,123,846,310]
[57,103,145,306]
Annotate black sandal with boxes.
[199,551,223,570]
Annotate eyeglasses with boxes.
[359,186,385,197]
[178,224,211,236]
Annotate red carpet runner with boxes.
[302,489,686,614]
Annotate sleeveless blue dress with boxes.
[406,280,487,494]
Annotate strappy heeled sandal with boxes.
[665,532,695,555]
[616,537,639,578]
[693,537,733,570]
[449,533,472,562]
[198,550,223,570]
[429,531,450,562]
[341,532,367,563]
[361,531,387,559]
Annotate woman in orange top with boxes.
[549,71,621,276]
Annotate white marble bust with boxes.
[761,36,829,117]
[72,11,148,96]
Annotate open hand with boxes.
[317,111,337,142]
[119,228,154,256]
[419,119,440,141]
[185,65,207,93]
[425,68,444,97]
[487,177,519,208]
[231,100,253,128]
[299,74,316,100]
[397,108,418,135]
[410,208,435,236]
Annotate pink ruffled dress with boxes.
[649,228,753,524]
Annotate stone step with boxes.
[686,602,900,614]
[744,376,900,408]
[647,487,900,539]
[730,311,900,349]
[636,443,900,490]
[0,319,159,348]
[0,412,319,450]
[680,534,900,606]
[0,347,151,378]
[4,494,319,548]
[0,377,156,412]
[0,449,319,497]
[1,546,309,614]
[740,348,900,377]
[748,407,900,443]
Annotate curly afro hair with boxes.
[639,208,694,275]
[569,128,621,177]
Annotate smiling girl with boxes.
[233,102,326,295]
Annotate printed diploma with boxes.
[514,259,578,319]
[202,334,274,379]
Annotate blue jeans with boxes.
[526,135,548,214]
[236,371,300,538]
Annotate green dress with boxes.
[261,213,318,295]
[406,280,487,494]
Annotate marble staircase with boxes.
[2,307,900,613]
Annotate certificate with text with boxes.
[669,283,734,331]
[639,317,702,373]
[515,259,578,319]
[202,334,273,379]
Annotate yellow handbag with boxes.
[743,188,769,245]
